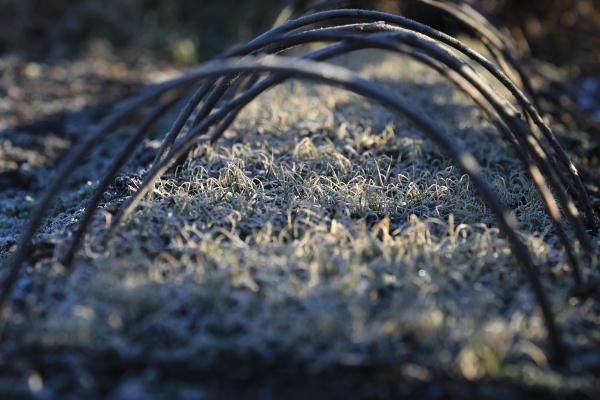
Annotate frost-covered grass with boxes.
[1,51,598,399]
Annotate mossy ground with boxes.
[0,48,599,399]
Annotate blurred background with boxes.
[0,0,597,74]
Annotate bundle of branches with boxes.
[1,0,598,368]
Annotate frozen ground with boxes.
[0,49,598,399]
